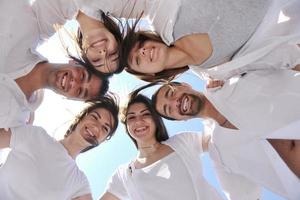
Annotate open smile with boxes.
[179,94,191,114]
[59,72,71,92]
[134,125,149,136]
[83,126,99,145]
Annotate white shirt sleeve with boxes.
[31,0,79,40]
[10,125,44,151]
[171,132,204,154]
[72,171,91,198]
[0,85,16,128]
[106,166,129,199]
[78,0,151,19]
[212,152,262,200]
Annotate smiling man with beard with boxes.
[0,0,113,129]
[0,96,119,200]
[0,61,109,129]
[152,75,300,199]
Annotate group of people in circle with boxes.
[0,0,300,199]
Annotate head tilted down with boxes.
[76,10,124,77]
[119,21,189,82]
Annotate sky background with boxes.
[33,20,284,200]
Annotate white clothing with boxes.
[0,125,90,200]
[0,74,42,129]
[192,0,300,80]
[0,0,78,127]
[129,152,197,200]
[0,0,78,77]
[77,0,180,45]
[207,121,300,199]
[106,133,224,200]
[205,69,300,136]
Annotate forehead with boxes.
[127,102,148,114]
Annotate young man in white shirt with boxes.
[0,96,119,200]
[0,0,112,128]
[152,77,300,199]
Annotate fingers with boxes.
[206,79,225,89]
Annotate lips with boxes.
[150,48,154,62]
[58,72,71,92]
[83,126,98,146]
[179,95,191,114]
[134,126,149,136]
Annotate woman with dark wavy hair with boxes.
[116,0,272,82]
[98,94,225,200]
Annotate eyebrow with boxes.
[127,108,148,115]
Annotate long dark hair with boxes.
[122,93,169,148]
[65,94,119,153]
[119,23,189,82]
[76,10,125,77]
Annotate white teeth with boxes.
[61,74,67,89]
[86,128,95,137]
[150,48,154,61]
[135,127,147,132]
[183,97,188,112]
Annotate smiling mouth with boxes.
[150,48,154,62]
[84,126,99,146]
[179,95,190,114]
[134,126,148,135]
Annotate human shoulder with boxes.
[167,131,202,143]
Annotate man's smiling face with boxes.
[155,83,205,120]
[48,64,102,100]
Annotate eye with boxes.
[143,112,151,116]
[81,71,85,81]
[127,115,135,121]
[103,125,111,134]
[77,88,82,96]
[90,113,97,120]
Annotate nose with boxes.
[139,47,147,56]
[170,98,180,110]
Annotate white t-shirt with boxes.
[0,0,78,78]
[110,152,197,200]
[0,125,90,200]
[77,0,179,45]
[105,133,224,200]
[0,74,42,129]
[208,120,300,199]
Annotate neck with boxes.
[138,142,161,158]
[60,135,87,159]
[15,62,50,99]
[164,46,193,70]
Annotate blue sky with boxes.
[34,20,285,200]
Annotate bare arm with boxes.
[99,192,120,200]
[0,128,11,149]
[293,64,300,71]
[72,193,93,200]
